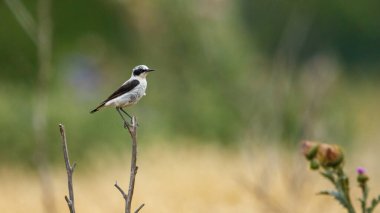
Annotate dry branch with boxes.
[115,116,144,213]
[59,124,76,213]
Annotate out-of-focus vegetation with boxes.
[1,1,380,213]
[302,141,380,213]
[0,144,379,213]
[1,0,380,165]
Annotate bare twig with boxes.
[114,181,128,200]
[115,116,144,213]
[134,204,145,213]
[59,124,76,213]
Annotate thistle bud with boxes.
[317,143,344,168]
[310,159,320,170]
[357,167,369,184]
[301,140,319,160]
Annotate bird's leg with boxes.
[116,108,130,128]
[120,108,132,120]
[120,108,139,127]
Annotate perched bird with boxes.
[90,65,155,126]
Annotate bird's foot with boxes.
[130,119,139,127]
[123,121,132,129]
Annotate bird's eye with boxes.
[133,69,144,76]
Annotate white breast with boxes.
[106,78,147,107]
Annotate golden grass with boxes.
[0,143,379,213]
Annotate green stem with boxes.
[336,168,356,213]
[367,195,380,213]
[359,183,368,213]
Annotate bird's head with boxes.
[132,65,155,78]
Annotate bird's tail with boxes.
[90,103,105,113]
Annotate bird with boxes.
[90,64,155,127]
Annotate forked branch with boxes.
[59,124,76,213]
[115,116,144,213]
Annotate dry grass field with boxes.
[1,79,379,213]
[1,142,379,213]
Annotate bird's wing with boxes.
[90,79,140,113]
[102,79,140,103]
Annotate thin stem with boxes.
[368,195,380,213]
[359,183,368,213]
[115,181,128,200]
[135,204,145,213]
[114,117,144,213]
[336,168,356,213]
[59,124,76,213]
[126,117,138,212]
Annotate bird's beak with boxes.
[146,69,155,72]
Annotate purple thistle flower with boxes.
[357,167,366,175]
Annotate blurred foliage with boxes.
[0,0,379,164]
[239,0,380,64]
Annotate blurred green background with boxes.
[1,0,379,165]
